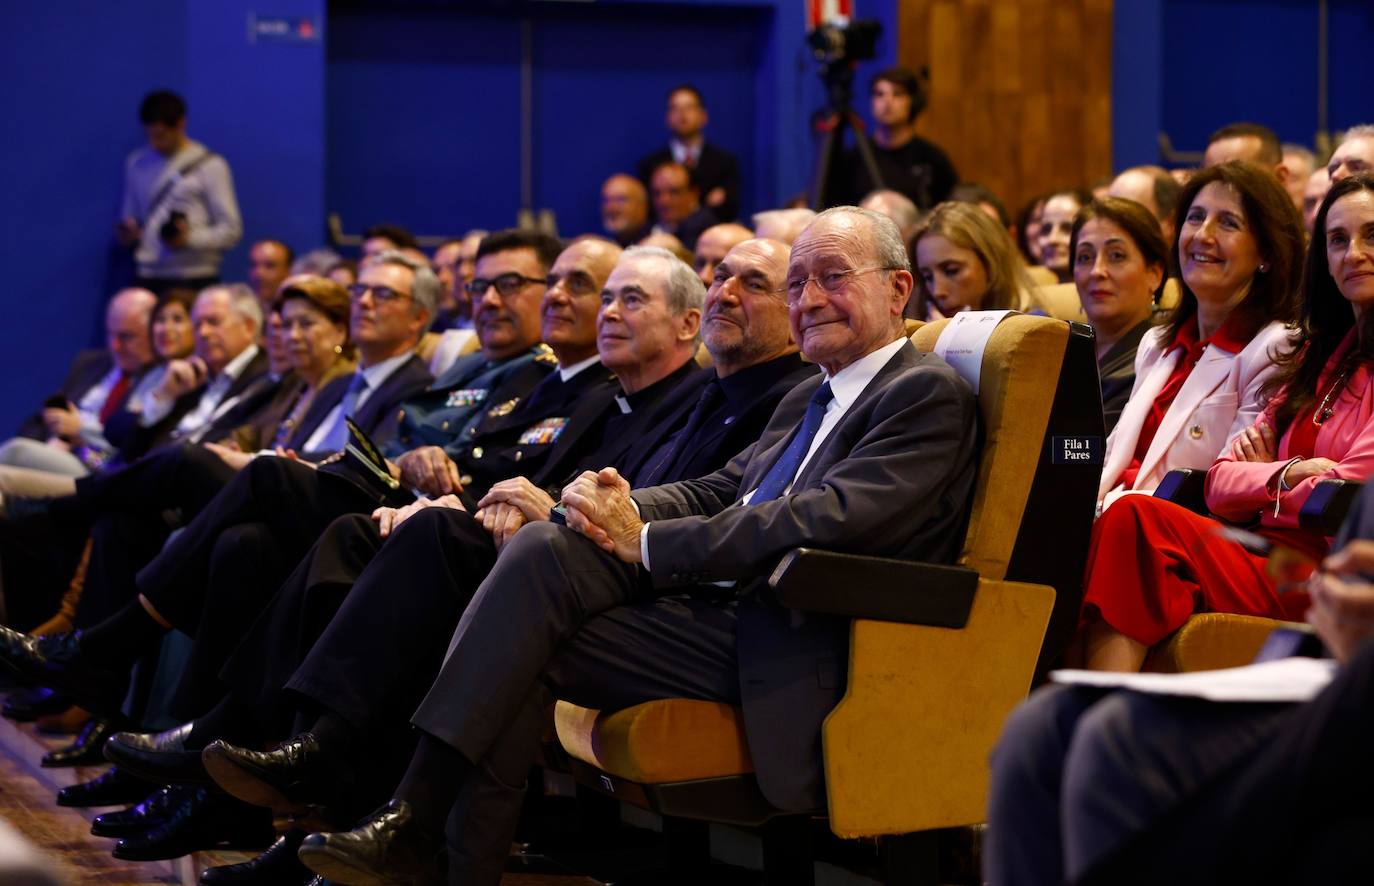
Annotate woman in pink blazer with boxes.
[1098,163,1304,510]
[1077,173,1374,671]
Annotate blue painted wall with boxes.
[0,0,894,432]
[1113,0,1374,171]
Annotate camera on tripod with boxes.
[807,19,881,67]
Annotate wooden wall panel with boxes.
[899,0,1114,218]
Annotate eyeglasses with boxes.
[465,273,546,298]
[784,266,898,303]
[347,284,412,305]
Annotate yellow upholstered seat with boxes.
[555,313,1102,857]
[1025,282,1088,324]
[1146,613,1294,673]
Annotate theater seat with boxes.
[1025,265,1059,287]
[1147,474,1361,672]
[1025,282,1088,323]
[554,314,1104,880]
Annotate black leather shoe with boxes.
[202,733,351,822]
[3,686,71,722]
[111,787,275,862]
[91,785,196,838]
[104,722,208,785]
[199,829,311,885]
[56,765,156,808]
[298,800,444,886]
[41,716,120,767]
[0,627,129,716]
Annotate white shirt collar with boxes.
[358,352,412,390]
[218,344,260,383]
[823,337,909,411]
[558,355,601,383]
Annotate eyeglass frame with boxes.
[465,273,547,298]
[783,266,903,305]
[346,283,413,305]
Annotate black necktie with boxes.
[638,380,723,487]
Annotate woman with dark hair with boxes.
[1097,162,1304,508]
[1016,192,1049,267]
[1076,173,1374,672]
[1070,198,1168,431]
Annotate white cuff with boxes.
[639,522,651,571]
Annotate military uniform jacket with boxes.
[452,361,619,500]
[383,346,556,461]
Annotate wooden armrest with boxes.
[1153,468,1208,514]
[1299,479,1364,535]
[767,548,977,628]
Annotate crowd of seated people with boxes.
[0,108,1373,886]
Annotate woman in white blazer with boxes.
[1097,162,1305,511]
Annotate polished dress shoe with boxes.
[2,686,71,722]
[0,627,128,716]
[298,800,444,886]
[41,715,120,767]
[91,785,196,838]
[112,786,275,861]
[56,765,156,808]
[202,733,351,823]
[199,829,311,885]
[105,722,208,785]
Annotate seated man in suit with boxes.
[601,174,652,248]
[0,232,575,719]
[648,161,719,252]
[267,206,979,885]
[638,84,741,222]
[178,237,812,879]
[986,479,1374,886]
[692,222,753,287]
[104,283,270,463]
[0,288,157,482]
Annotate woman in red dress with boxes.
[1077,173,1374,671]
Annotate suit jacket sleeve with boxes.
[635,358,977,588]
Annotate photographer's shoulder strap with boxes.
[141,146,218,225]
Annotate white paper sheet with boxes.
[932,310,1013,395]
[1049,657,1339,703]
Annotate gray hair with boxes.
[1339,124,1374,146]
[369,248,440,319]
[622,245,705,317]
[752,208,817,245]
[860,189,920,233]
[289,247,343,276]
[810,206,911,272]
[199,283,262,332]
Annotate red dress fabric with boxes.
[1117,317,1249,491]
[1082,331,1374,647]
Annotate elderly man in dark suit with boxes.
[281,206,979,885]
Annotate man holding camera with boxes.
[117,90,242,295]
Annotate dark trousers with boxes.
[986,480,1374,885]
[56,444,238,627]
[404,516,740,886]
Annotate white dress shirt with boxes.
[140,344,261,432]
[302,352,414,452]
[639,335,910,568]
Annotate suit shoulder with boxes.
[883,348,976,406]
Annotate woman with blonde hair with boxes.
[909,200,1035,320]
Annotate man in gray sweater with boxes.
[116,90,242,294]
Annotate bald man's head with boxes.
[601,174,650,245]
[693,223,754,287]
[106,288,157,373]
[702,237,795,376]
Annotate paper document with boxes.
[932,310,1013,395]
[1050,657,1338,703]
